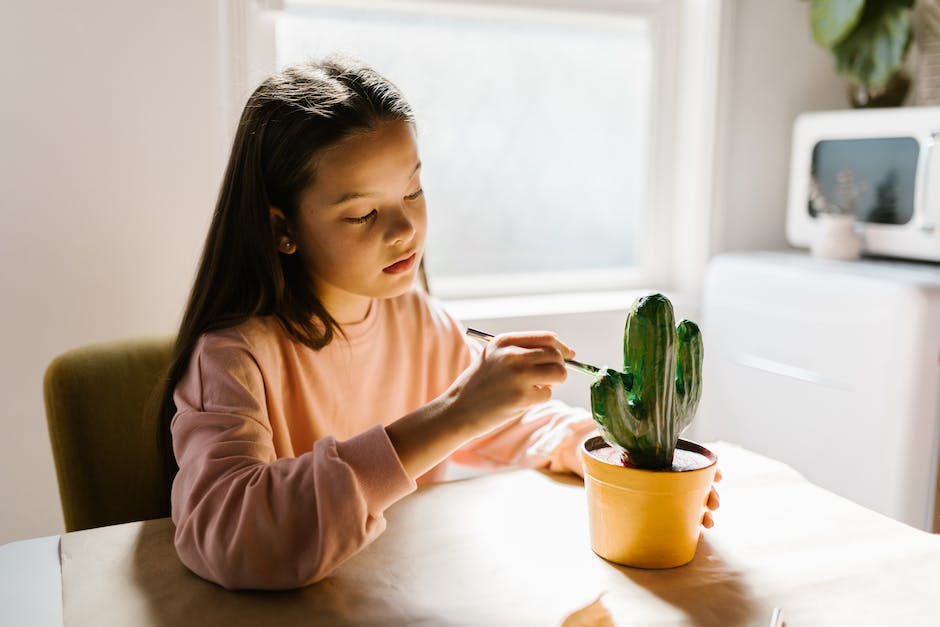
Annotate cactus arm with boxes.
[590,368,639,451]
[675,319,704,434]
[590,368,666,468]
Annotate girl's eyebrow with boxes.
[329,161,422,206]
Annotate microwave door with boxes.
[810,137,919,226]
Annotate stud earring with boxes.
[281,238,296,254]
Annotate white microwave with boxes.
[786,107,940,262]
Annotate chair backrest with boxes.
[43,335,175,532]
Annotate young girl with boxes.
[157,56,718,591]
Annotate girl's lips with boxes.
[383,253,417,274]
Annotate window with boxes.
[255,0,720,300]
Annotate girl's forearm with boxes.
[385,389,480,480]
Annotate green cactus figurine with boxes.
[590,293,703,470]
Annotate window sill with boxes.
[442,288,698,321]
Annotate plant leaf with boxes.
[833,3,911,88]
[811,0,865,48]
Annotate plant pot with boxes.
[847,72,911,108]
[580,436,717,569]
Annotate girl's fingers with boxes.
[524,345,569,367]
[530,385,553,405]
[492,332,575,360]
[489,345,569,377]
[702,480,720,529]
[527,361,568,385]
[521,384,554,407]
[514,347,576,376]
[706,487,720,510]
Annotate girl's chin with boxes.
[381,269,422,295]
[382,274,420,295]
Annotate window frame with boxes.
[227,0,725,303]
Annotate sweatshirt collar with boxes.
[338,298,380,343]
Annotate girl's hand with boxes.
[701,468,722,528]
[386,331,573,480]
[449,331,573,436]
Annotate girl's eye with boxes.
[404,188,424,201]
[345,209,377,224]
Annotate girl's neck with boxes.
[322,292,374,325]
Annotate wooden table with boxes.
[16,442,940,625]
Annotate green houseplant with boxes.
[579,293,717,568]
[810,0,916,107]
[589,293,703,470]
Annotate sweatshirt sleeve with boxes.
[170,334,417,590]
[449,399,597,475]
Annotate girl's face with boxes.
[275,120,427,324]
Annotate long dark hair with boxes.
[155,57,420,509]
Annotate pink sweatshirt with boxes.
[171,288,595,590]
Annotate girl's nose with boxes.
[384,206,416,245]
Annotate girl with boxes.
[157,56,718,591]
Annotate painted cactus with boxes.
[590,293,703,469]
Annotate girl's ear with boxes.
[269,207,297,255]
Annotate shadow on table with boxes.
[129,519,423,627]
[615,538,756,626]
[536,467,586,487]
[559,539,756,627]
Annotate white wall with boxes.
[713,0,846,254]
[0,0,849,544]
[0,1,229,543]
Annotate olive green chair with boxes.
[43,335,175,532]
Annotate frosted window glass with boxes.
[277,3,652,281]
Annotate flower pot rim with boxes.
[581,435,717,473]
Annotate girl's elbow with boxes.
[172,517,332,590]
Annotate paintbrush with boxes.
[465,327,601,376]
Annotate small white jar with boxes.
[811,213,863,260]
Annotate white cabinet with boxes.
[694,251,940,531]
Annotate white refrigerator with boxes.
[693,251,940,532]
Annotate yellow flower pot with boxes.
[580,436,717,569]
